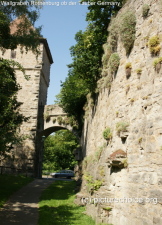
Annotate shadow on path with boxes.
[0,179,54,225]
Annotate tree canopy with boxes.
[0,0,42,51]
[43,130,79,172]
[56,0,125,129]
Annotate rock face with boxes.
[79,0,162,224]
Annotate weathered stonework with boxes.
[0,38,53,177]
[79,0,162,224]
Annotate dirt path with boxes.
[0,179,54,225]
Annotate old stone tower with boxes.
[0,18,53,177]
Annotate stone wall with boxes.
[79,1,162,224]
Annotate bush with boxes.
[57,116,63,125]
[102,43,112,68]
[53,118,56,123]
[153,57,162,67]
[108,17,119,51]
[84,173,103,193]
[44,113,50,122]
[153,57,162,73]
[125,62,132,69]
[136,68,142,74]
[119,11,136,55]
[108,53,120,74]
[142,4,150,18]
[149,36,161,56]
[103,127,112,141]
[116,121,129,135]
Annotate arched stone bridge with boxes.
[42,104,77,137]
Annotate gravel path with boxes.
[0,179,54,225]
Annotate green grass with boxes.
[38,180,96,225]
[0,174,33,208]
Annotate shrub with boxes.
[95,146,103,161]
[149,36,161,56]
[122,159,128,168]
[116,121,129,135]
[57,116,63,125]
[125,63,132,78]
[138,137,142,144]
[125,62,132,69]
[53,118,56,123]
[102,43,112,68]
[103,207,112,211]
[44,113,50,122]
[142,4,150,18]
[119,11,136,55]
[136,68,142,74]
[84,173,103,193]
[108,17,119,51]
[153,57,162,73]
[108,53,120,74]
[103,127,112,141]
[153,57,162,67]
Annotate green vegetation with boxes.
[108,53,120,74]
[153,57,162,67]
[0,59,28,153]
[38,181,96,225]
[102,43,112,68]
[125,62,132,69]
[116,121,129,135]
[149,36,161,56]
[122,159,128,168]
[44,112,50,122]
[95,146,104,161]
[57,116,63,125]
[43,130,79,172]
[103,207,112,211]
[119,11,136,55]
[0,175,33,208]
[108,17,119,52]
[142,4,150,18]
[56,1,126,130]
[0,3,42,154]
[138,137,143,144]
[0,3,41,52]
[84,173,103,194]
[103,127,112,141]
[53,118,56,123]
[136,68,142,74]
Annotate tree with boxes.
[43,130,79,171]
[0,59,27,152]
[0,0,42,51]
[57,0,125,128]
[56,69,89,127]
[0,1,42,152]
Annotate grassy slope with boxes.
[0,174,33,208]
[38,180,96,225]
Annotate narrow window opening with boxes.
[121,136,127,144]
[110,166,121,174]
[11,50,16,59]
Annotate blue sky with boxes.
[35,1,88,105]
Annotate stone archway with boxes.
[36,104,81,178]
